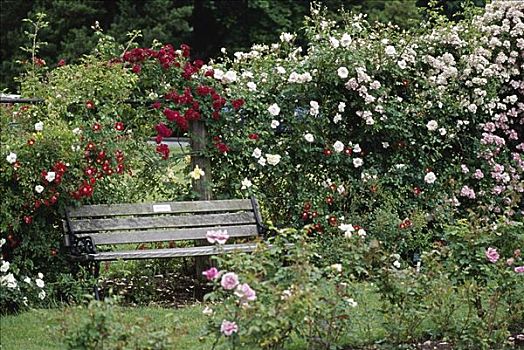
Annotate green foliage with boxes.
[61,297,176,350]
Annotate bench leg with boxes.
[91,261,101,301]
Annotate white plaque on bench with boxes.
[152,204,171,212]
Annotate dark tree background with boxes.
[0,0,485,92]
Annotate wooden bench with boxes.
[63,197,266,298]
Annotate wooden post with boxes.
[190,119,212,200]
[190,119,212,298]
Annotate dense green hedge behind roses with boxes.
[201,2,523,254]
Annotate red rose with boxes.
[92,123,101,131]
[132,64,142,74]
[27,139,35,146]
[115,122,124,131]
[86,100,95,110]
[151,101,162,109]
[155,123,173,137]
[156,144,170,160]
[248,133,259,140]
[24,216,33,224]
[57,59,66,67]
[232,99,245,110]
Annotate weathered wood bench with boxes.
[63,197,266,298]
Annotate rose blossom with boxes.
[485,247,500,263]
[6,152,17,164]
[337,67,349,79]
[235,283,257,302]
[220,272,239,290]
[514,266,524,273]
[333,141,344,153]
[353,158,363,168]
[202,267,220,280]
[424,172,436,184]
[220,320,238,336]
[426,120,438,131]
[206,230,229,244]
[304,133,314,143]
[268,103,280,116]
[266,154,281,166]
[45,171,56,182]
[34,121,44,131]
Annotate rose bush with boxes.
[194,1,524,258]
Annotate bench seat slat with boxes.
[67,199,253,218]
[70,212,256,233]
[87,242,260,260]
[79,224,258,245]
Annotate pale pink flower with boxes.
[485,247,500,263]
[220,272,239,290]
[514,266,524,273]
[206,230,229,244]
[220,320,238,336]
[235,283,257,302]
[202,267,220,280]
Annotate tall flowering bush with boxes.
[201,2,523,255]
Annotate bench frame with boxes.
[63,197,266,299]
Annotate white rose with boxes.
[397,60,407,69]
[38,272,43,279]
[333,114,342,124]
[337,66,349,79]
[276,66,286,74]
[0,238,5,248]
[340,33,352,47]
[329,37,340,48]
[72,128,82,135]
[338,102,346,112]
[35,185,44,194]
[270,120,280,129]
[246,82,257,91]
[426,120,438,131]
[385,45,396,56]
[439,128,447,136]
[258,157,266,166]
[330,263,342,272]
[6,152,17,164]
[266,154,281,166]
[333,141,345,153]
[45,171,56,183]
[268,103,281,116]
[35,278,45,288]
[222,70,237,83]
[252,148,262,158]
[353,144,362,153]
[213,68,224,80]
[304,133,314,143]
[38,290,46,300]
[0,261,9,273]
[280,32,294,42]
[424,171,437,184]
[34,121,44,131]
[353,158,364,168]
[241,178,252,189]
[339,224,355,238]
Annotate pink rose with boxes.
[234,283,256,302]
[220,320,238,336]
[485,247,500,263]
[220,272,239,290]
[206,229,229,245]
[202,267,220,280]
[514,266,524,273]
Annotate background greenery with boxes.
[0,0,486,92]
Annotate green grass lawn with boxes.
[0,304,209,350]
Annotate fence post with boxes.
[189,119,212,297]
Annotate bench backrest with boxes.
[63,198,264,247]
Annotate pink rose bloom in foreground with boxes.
[235,283,257,302]
[202,267,220,280]
[220,272,239,290]
[206,229,229,244]
[514,266,524,273]
[485,247,500,263]
[220,320,238,336]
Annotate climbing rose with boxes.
[202,267,220,280]
[220,272,239,290]
[235,283,257,302]
[485,247,500,263]
[220,320,238,336]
